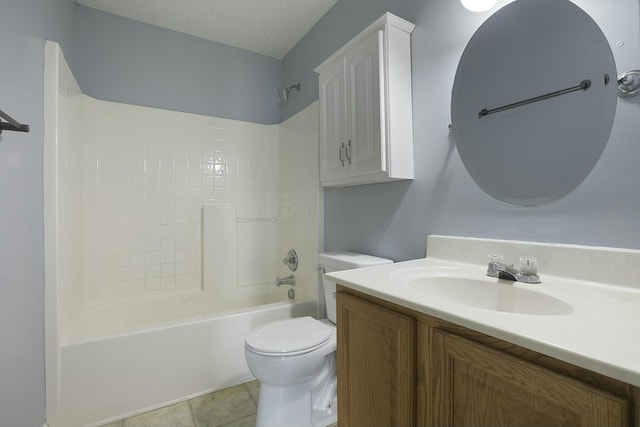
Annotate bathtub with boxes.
[54,293,317,427]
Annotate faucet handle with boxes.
[519,256,538,275]
[282,249,298,272]
[488,253,503,264]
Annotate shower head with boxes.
[278,83,301,102]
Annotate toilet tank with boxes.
[319,251,393,323]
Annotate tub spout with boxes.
[276,274,296,287]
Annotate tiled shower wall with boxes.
[81,99,280,307]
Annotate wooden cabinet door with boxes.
[429,329,630,427]
[337,292,415,427]
[319,58,348,183]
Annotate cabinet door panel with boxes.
[337,292,415,427]
[319,59,347,182]
[430,329,629,427]
[345,31,383,178]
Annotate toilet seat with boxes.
[245,316,332,356]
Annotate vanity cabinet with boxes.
[336,286,639,427]
[337,292,415,427]
[429,330,629,426]
[315,13,415,187]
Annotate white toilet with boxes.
[244,251,393,427]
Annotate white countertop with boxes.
[326,236,640,388]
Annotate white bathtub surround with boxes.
[201,205,285,308]
[43,39,85,347]
[277,101,323,306]
[46,42,317,311]
[81,95,281,306]
[44,41,84,427]
[44,41,322,427]
[326,235,640,388]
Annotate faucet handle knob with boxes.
[519,256,538,275]
[488,253,503,263]
[282,249,298,271]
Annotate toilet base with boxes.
[256,383,337,427]
[255,354,337,427]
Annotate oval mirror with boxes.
[451,0,617,206]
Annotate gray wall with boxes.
[282,0,640,261]
[0,1,76,426]
[1,1,638,425]
[75,6,282,125]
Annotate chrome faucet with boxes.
[276,274,296,287]
[486,254,541,284]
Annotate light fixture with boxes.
[461,0,497,12]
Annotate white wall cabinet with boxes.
[315,13,415,187]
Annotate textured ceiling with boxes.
[76,0,338,59]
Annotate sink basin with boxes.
[404,273,573,315]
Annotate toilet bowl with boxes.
[244,251,393,427]
[245,317,337,427]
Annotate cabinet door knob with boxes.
[346,140,352,165]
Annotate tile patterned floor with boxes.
[99,381,259,427]
[99,381,337,427]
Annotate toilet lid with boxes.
[245,316,332,354]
